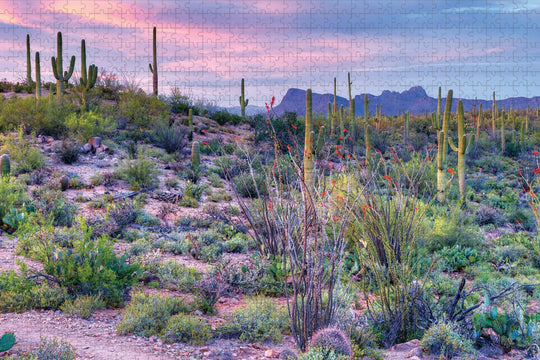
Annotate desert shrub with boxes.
[55,139,80,164]
[421,322,474,359]
[134,209,161,226]
[474,205,506,226]
[116,292,189,337]
[159,232,191,255]
[309,327,353,359]
[161,313,212,345]
[156,259,202,291]
[64,110,116,141]
[211,109,242,126]
[28,337,77,360]
[232,173,268,198]
[61,294,104,319]
[107,199,137,230]
[1,130,44,174]
[153,122,189,153]
[424,207,483,252]
[194,273,229,314]
[115,153,160,190]
[220,296,289,343]
[297,348,349,360]
[213,155,249,179]
[42,221,140,307]
[213,256,266,294]
[225,233,254,253]
[0,178,29,232]
[437,245,483,272]
[32,189,77,227]
[117,89,170,128]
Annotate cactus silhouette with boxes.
[35,51,41,99]
[304,89,315,186]
[192,141,200,173]
[364,94,370,162]
[26,34,32,85]
[149,27,158,95]
[436,89,452,203]
[239,78,248,118]
[449,100,475,202]
[80,39,98,110]
[51,31,75,100]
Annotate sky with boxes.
[0,0,538,107]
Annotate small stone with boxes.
[265,349,276,358]
[81,143,92,153]
[88,136,102,151]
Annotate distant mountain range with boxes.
[260,86,540,117]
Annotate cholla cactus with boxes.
[309,327,353,359]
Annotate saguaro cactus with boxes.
[348,72,355,118]
[26,34,32,85]
[35,51,41,99]
[239,78,248,118]
[364,94,370,161]
[0,154,10,178]
[192,141,200,173]
[187,108,194,141]
[304,89,314,186]
[476,102,482,140]
[436,90,453,203]
[332,77,337,135]
[501,105,505,153]
[80,39,98,110]
[404,111,410,140]
[449,100,475,202]
[492,91,497,136]
[149,27,158,95]
[51,31,75,100]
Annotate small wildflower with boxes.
[343,128,348,133]
[362,205,372,214]
[336,195,344,201]
[268,204,272,210]
[321,191,327,196]
[332,180,336,185]
[332,215,340,222]
[448,167,455,175]
[270,96,275,107]
[533,150,538,156]
[202,141,209,145]
[534,168,540,175]
[287,145,291,152]
[383,175,393,182]
[518,170,522,175]
[201,129,206,134]
[291,123,297,130]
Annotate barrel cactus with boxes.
[0,154,10,178]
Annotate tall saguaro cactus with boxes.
[35,52,41,99]
[26,34,33,85]
[304,89,314,187]
[80,39,98,110]
[149,27,158,95]
[239,78,248,118]
[51,31,75,100]
[492,91,497,136]
[364,94,370,162]
[449,100,475,202]
[501,105,506,153]
[348,72,355,138]
[436,89,453,203]
[332,77,337,135]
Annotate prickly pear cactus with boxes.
[0,332,16,352]
[0,154,10,178]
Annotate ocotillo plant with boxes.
[239,78,248,118]
[436,89,453,203]
[304,89,315,186]
[35,52,41,100]
[26,34,32,85]
[364,94,370,161]
[149,27,158,95]
[192,141,200,173]
[0,154,10,178]
[80,39,98,110]
[449,100,474,202]
[51,31,75,100]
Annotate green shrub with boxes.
[156,259,202,291]
[61,294,105,319]
[161,313,212,345]
[117,89,170,128]
[116,292,189,337]
[424,207,483,252]
[115,153,160,190]
[55,139,80,164]
[153,122,189,153]
[42,221,140,307]
[64,110,116,141]
[194,274,228,314]
[421,322,474,359]
[0,177,29,232]
[297,347,349,360]
[211,109,242,126]
[28,337,76,360]
[437,245,483,272]
[220,296,289,343]
[214,257,265,294]
[2,130,44,174]
[232,173,268,198]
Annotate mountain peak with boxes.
[403,86,428,98]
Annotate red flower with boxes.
[534,168,540,175]
[332,180,336,185]
[336,145,343,149]
[533,151,538,156]
[202,141,209,145]
[270,96,275,107]
[333,215,340,222]
[362,205,372,214]
[201,129,206,134]
[268,204,272,210]
[286,145,291,152]
[393,156,397,162]
[343,128,348,133]
[291,123,297,130]
[336,195,344,201]
[448,167,455,175]
[383,175,393,182]
[427,157,431,161]
[321,191,327,196]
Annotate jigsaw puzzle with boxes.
[0,1,538,359]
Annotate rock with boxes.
[265,349,277,358]
[407,347,423,358]
[391,339,421,352]
[81,143,92,153]
[96,144,109,153]
[46,136,54,144]
[88,137,102,151]
[279,349,297,360]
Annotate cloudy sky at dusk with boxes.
[0,0,538,106]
